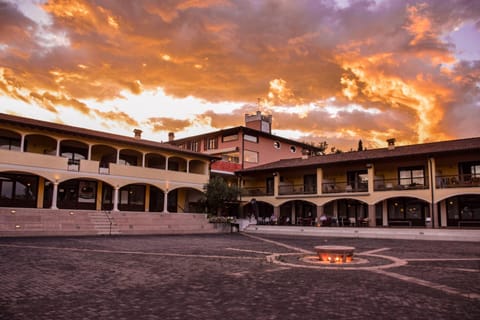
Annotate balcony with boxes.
[279,184,317,195]
[241,186,271,197]
[322,181,367,194]
[374,178,429,191]
[436,174,480,189]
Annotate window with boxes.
[244,150,258,163]
[222,134,238,142]
[186,140,200,152]
[347,170,368,191]
[222,152,240,163]
[204,137,218,150]
[244,134,258,143]
[398,166,425,186]
[273,141,281,149]
[290,146,296,153]
[459,161,480,182]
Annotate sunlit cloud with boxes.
[0,0,478,151]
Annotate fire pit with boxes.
[314,245,355,263]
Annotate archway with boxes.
[444,194,480,227]
[57,178,97,210]
[279,200,316,226]
[168,187,204,213]
[386,197,429,227]
[0,172,38,208]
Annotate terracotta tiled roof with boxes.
[211,161,242,173]
[0,113,217,160]
[237,137,480,174]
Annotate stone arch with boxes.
[383,196,430,227]
[0,171,40,208]
[242,199,274,222]
[168,156,187,172]
[24,133,57,155]
[145,152,166,170]
[189,159,207,174]
[0,128,21,151]
[119,149,143,167]
[59,140,89,170]
[91,144,117,170]
[278,200,317,226]
[167,187,205,213]
[442,194,480,227]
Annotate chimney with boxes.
[133,129,142,139]
[387,138,396,150]
[168,132,175,141]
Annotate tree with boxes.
[358,139,364,151]
[203,176,239,216]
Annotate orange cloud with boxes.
[0,0,478,151]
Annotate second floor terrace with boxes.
[0,114,216,185]
[238,137,480,199]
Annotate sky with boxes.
[1,0,479,151]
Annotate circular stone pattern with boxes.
[314,245,355,263]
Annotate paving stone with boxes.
[0,234,479,319]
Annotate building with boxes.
[0,113,222,236]
[168,111,324,180]
[236,137,480,228]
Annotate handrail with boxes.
[103,210,113,236]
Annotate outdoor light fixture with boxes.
[69,211,75,215]
[10,210,16,214]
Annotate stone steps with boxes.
[0,208,219,237]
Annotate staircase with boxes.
[88,211,121,235]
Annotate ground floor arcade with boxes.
[0,172,204,213]
[240,195,480,228]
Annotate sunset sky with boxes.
[1,0,479,151]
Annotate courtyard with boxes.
[0,233,479,319]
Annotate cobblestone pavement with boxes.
[0,233,479,320]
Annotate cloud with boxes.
[145,117,191,132]
[0,0,479,150]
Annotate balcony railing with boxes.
[241,187,272,197]
[436,174,480,189]
[322,181,367,194]
[67,159,80,171]
[279,184,316,195]
[374,178,429,191]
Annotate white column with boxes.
[20,134,25,152]
[368,204,376,227]
[273,206,280,225]
[440,200,447,228]
[56,140,60,156]
[87,144,92,160]
[163,190,169,213]
[113,186,119,212]
[51,182,58,209]
[382,200,388,226]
